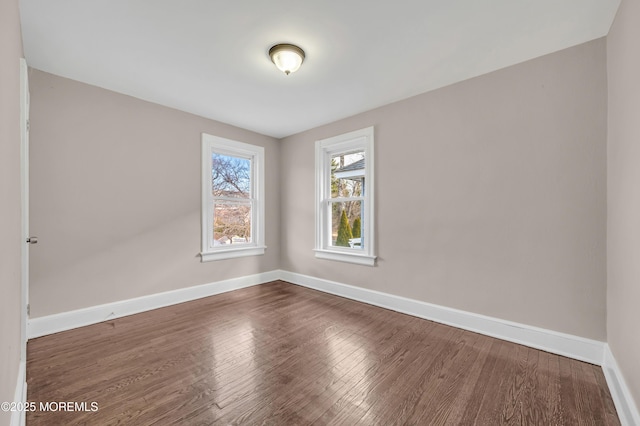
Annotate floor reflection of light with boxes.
[209,317,257,412]
[327,330,373,413]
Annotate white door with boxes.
[20,58,30,365]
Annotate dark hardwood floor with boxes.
[27,281,620,425]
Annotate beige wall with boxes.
[28,70,280,317]
[607,0,640,409]
[0,0,23,422]
[280,39,607,340]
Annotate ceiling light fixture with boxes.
[269,44,305,75]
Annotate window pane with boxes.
[213,201,252,246]
[212,153,250,198]
[331,151,365,198]
[329,200,363,249]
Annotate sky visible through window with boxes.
[212,153,250,198]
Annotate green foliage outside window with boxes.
[336,210,353,247]
[351,217,361,239]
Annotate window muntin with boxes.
[201,134,265,261]
[315,127,375,265]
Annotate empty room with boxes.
[2,0,640,425]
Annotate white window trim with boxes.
[200,133,266,262]
[315,126,376,266]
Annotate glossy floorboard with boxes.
[27,281,620,425]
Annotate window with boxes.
[201,133,265,261]
[315,127,376,266]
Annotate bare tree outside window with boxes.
[212,154,250,197]
[211,153,252,245]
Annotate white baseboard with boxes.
[10,361,26,426]
[603,344,640,426]
[279,270,606,365]
[27,270,280,339]
[28,269,607,366]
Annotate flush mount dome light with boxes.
[269,44,305,75]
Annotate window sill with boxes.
[200,246,266,262]
[314,249,377,266]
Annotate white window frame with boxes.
[315,126,376,266]
[200,133,265,261]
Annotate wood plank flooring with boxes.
[26,281,620,425]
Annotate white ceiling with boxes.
[20,0,620,138]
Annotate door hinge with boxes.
[26,119,30,132]
[27,304,30,316]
